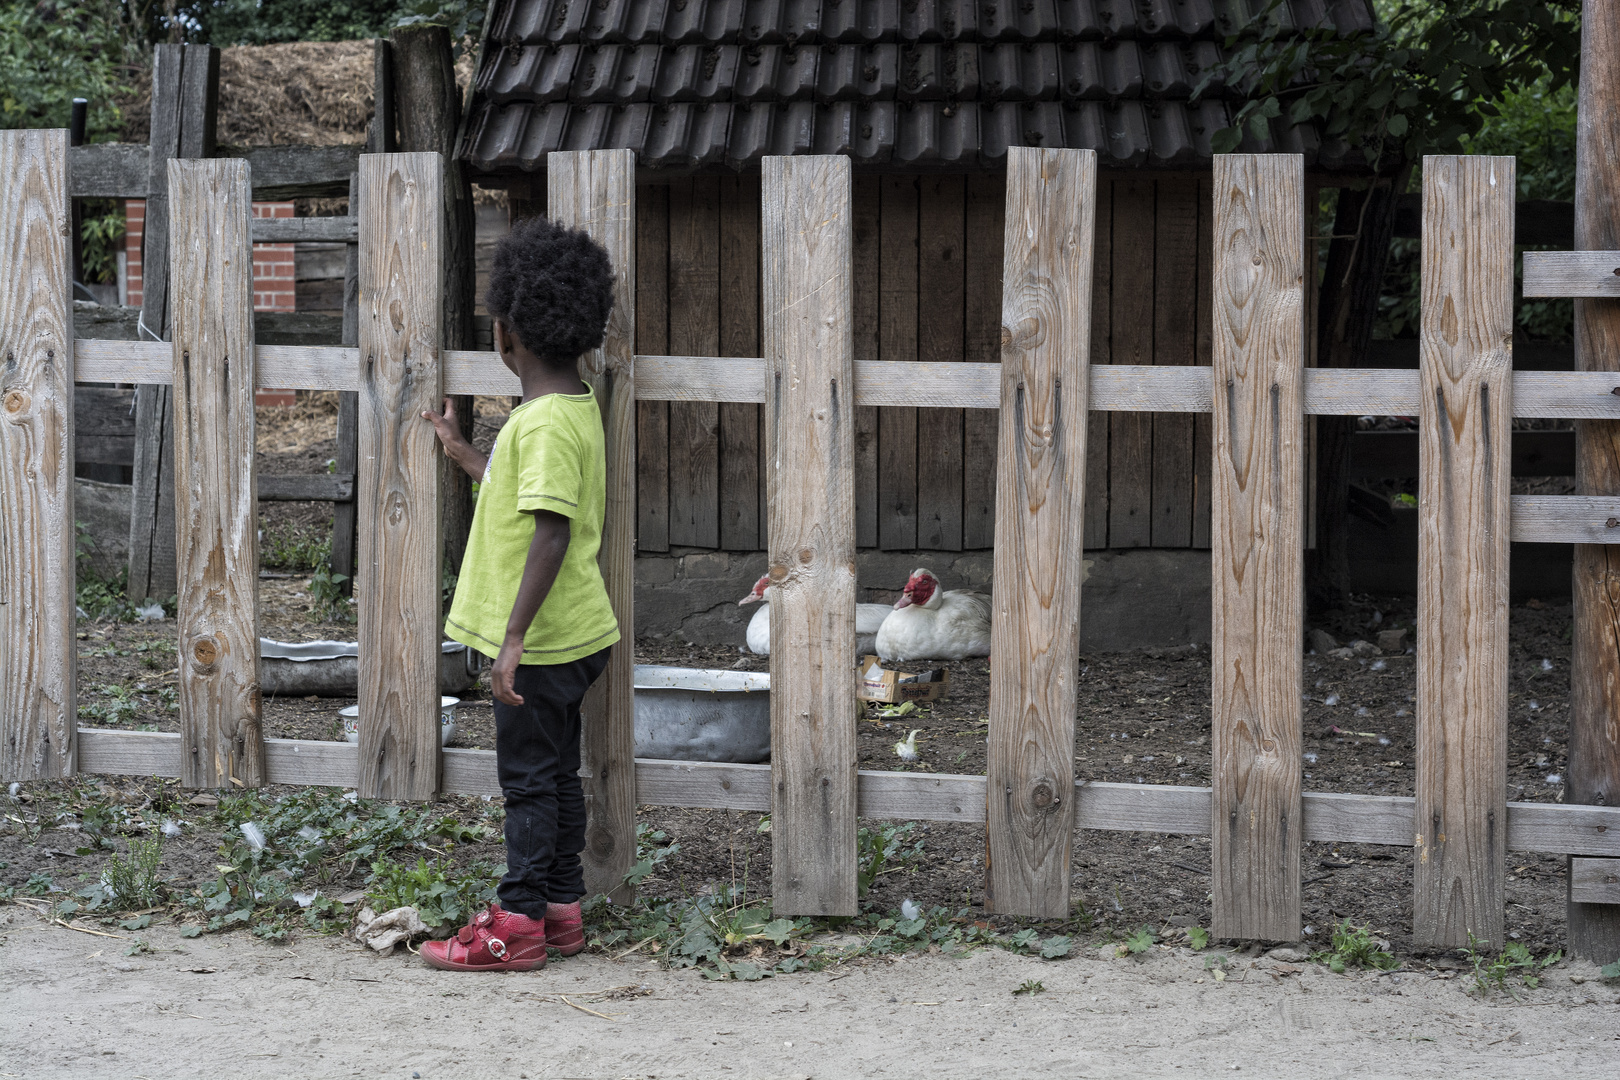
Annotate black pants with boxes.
[493,646,611,917]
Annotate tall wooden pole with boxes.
[1569,3,1620,964]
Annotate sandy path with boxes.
[1,912,1616,1080]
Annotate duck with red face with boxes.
[737,574,894,657]
[875,568,992,662]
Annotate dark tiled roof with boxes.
[460,0,1375,173]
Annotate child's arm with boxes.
[490,509,571,706]
[421,397,487,480]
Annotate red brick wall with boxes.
[124,198,299,404]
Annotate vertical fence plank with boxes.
[668,177,721,549]
[1569,0,1620,963]
[549,149,638,900]
[1084,180,1112,549]
[1193,176,1215,550]
[852,176,881,549]
[0,129,75,780]
[963,172,1004,550]
[917,175,965,551]
[168,159,264,789]
[635,183,670,553]
[764,155,857,916]
[356,152,444,801]
[878,174,918,549]
[1414,155,1515,948]
[1210,154,1305,941]
[719,173,762,551]
[1108,179,1153,548]
[986,147,1095,918]
[1152,178,1199,547]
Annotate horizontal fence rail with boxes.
[71,728,1620,859]
[72,341,1620,419]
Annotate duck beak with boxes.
[893,594,913,609]
[739,594,760,606]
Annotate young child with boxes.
[417,217,620,972]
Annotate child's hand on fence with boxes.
[491,639,525,706]
[422,397,489,480]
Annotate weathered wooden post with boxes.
[547,149,638,901]
[356,152,444,801]
[168,158,265,790]
[1414,155,1515,949]
[129,43,218,606]
[764,154,859,916]
[0,129,76,781]
[1569,2,1620,964]
[985,146,1095,918]
[1209,154,1306,942]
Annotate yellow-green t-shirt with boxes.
[444,388,620,665]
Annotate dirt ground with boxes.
[1,914,1616,1079]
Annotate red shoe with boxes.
[420,904,548,972]
[544,901,585,956]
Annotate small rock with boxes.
[1309,629,1338,655]
[1348,639,1381,657]
[1266,947,1307,963]
[1327,647,1356,661]
[1569,974,1587,985]
[1376,628,1407,653]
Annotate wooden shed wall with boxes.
[629,172,1218,554]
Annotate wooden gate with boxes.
[5,127,1620,943]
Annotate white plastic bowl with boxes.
[340,697,459,746]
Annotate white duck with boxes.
[874,568,992,662]
[741,579,894,654]
[737,575,893,657]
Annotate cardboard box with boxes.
[856,655,950,704]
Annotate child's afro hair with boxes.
[485,217,615,361]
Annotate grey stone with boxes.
[1375,628,1407,653]
[1309,628,1338,655]
[634,556,676,585]
[74,478,131,581]
[682,551,732,579]
[1266,946,1307,963]
[1349,639,1381,657]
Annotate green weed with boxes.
[1013,979,1045,995]
[1600,960,1620,981]
[366,855,502,933]
[1117,925,1159,957]
[1466,935,1561,999]
[307,562,352,622]
[623,823,681,888]
[856,821,924,897]
[261,526,330,572]
[102,832,165,910]
[1187,926,1211,950]
[79,683,139,727]
[1311,919,1399,973]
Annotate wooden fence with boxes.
[4,128,1620,942]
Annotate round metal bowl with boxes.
[633,665,770,764]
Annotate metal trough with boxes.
[259,639,480,697]
[633,665,771,764]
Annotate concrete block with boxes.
[635,556,677,585]
[681,551,731,579]
[74,478,131,581]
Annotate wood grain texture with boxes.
[1510,495,1620,542]
[878,173,919,549]
[1209,154,1305,942]
[667,177,721,549]
[548,149,637,902]
[763,155,858,916]
[1522,251,1620,296]
[852,175,881,549]
[917,175,965,551]
[718,173,763,551]
[1414,155,1515,949]
[332,172,361,592]
[1109,178,1154,548]
[1570,0,1620,963]
[985,147,1095,918]
[355,152,443,801]
[1084,179,1112,548]
[0,129,76,780]
[635,183,670,552]
[963,172,1004,549]
[1152,178,1200,547]
[64,728,1620,856]
[1571,858,1620,904]
[168,158,264,790]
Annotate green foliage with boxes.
[76,522,138,622]
[0,1,137,138]
[1600,959,1620,981]
[80,684,140,727]
[1311,919,1399,973]
[261,525,330,572]
[623,823,681,889]
[1118,925,1159,957]
[856,821,925,897]
[308,563,352,622]
[365,855,501,933]
[80,201,126,285]
[1013,979,1045,995]
[1466,934,1561,998]
[1187,926,1211,950]
[102,833,166,910]
[178,0,412,46]
[395,0,486,42]
[1200,0,1579,165]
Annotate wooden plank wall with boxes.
[634,173,1210,553]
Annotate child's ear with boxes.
[493,319,511,354]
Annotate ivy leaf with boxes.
[1248,114,1271,144]
[1210,127,1244,155]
